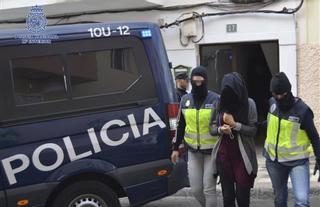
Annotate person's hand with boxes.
[223,113,236,128]
[220,124,232,135]
[313,159,320,182]
[171,150,179,164]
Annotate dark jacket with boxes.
[176,88,187,102]
[173,91,219,154]
[263,97,320,167]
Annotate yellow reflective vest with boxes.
[265,98,312,162]
[180,91,219,150]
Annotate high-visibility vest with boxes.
[180,91,219,150]
[265,97,312,162]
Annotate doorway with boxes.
[200,41,279,146]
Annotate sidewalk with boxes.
[174,152,320,199]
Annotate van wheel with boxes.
[50,180,121,207]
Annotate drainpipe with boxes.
[293,12,299,97]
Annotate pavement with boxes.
[120,197,320,207]
[174,151,320,199]
[120,149,320,206]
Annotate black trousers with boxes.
[217,159,251,207]
[219,173,251,207]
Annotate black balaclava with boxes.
[270,72,295,112]
[191,66,208,101]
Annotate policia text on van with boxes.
[0,22,188,207]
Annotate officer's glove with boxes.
[313,158,320,182]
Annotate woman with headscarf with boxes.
[210,72,258,207]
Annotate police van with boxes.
[0,22,188,207]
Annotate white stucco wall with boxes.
[160,11,298,94]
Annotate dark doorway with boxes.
[200,41,279,146]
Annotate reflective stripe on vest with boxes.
[182,108,218,150]
[265,113,311,162]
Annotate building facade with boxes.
[0,0,318,132]
[297,0,320,131]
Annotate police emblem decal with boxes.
[205,104,213,109]
[26,5,47,33]
[16,5,58,44]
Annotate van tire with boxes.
[50,180,121,207]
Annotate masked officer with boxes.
[264,72,320,207]
[171,66,219,207]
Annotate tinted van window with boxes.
[0,36,157,123]
[67,48,140,98]
[11,55,67,105]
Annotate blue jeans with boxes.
[266,159,310,207]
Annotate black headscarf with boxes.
[219,72,249,124]
[270,72,295,112]
[191,66,208,102]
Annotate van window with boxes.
[1,36,157,123]
[67,48,140,98]
[11,55,67,105]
